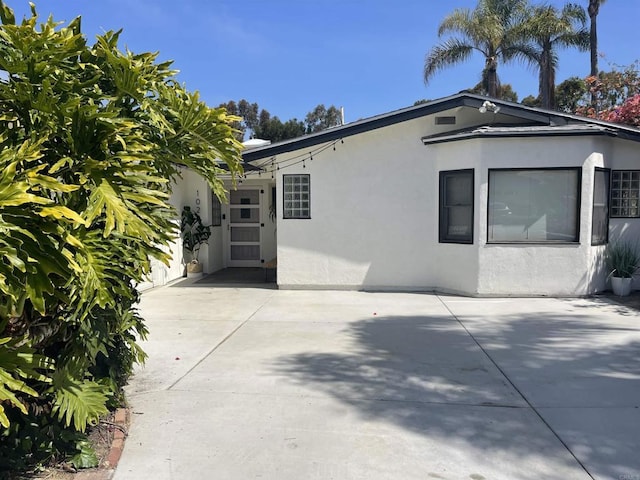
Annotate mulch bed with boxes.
[25,408,129,480]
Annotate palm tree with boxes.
[424,0,534,98]
[524,3,589,109]
[588,0,606,77]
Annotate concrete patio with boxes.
[113,284,640,480]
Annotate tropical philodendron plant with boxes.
[606,241,640,278]
[181,206,211,265]
[0,0,242,470]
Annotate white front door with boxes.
[227,188,262,267]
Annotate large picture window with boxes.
[610,170,640,218]
[488,168,580,243]
[283,174,310,219]
[439,169,474,244]
[592,168,609,245]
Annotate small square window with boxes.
[283,175,310,219]
[610,170,640,218]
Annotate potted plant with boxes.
[606,241,640,296]
[181,206,211,278]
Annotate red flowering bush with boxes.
[603,94,640,127]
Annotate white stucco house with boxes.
[146,93,640,296]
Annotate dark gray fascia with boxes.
[242,93,640,162]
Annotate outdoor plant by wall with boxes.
[181,206,211,275]
[0,1,242,472]
[606,241,640,296]
[606,242,640,278]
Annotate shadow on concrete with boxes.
[174,267,277,289]
[578,293,640,317]
[272,309,640,479]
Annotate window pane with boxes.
[211,194,222,226]
[230,189,259,205]
[230,207,259,223]
[592,169,609,245]
[610,170,640,218]
[445,174,472,205]
[231,245,260,260]
[447,206,472,237]
[283,175,311,219]
[231,226,260,242]
[439,169,473,243]
[488,169,579,242]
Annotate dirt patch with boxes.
[23,408,129,480]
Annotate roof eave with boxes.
[241,93,640,162]
[422,129,618,145]
[242,94,477,162]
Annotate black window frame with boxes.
[610,170,640,218]
[211,193,222,227]
[282,174,311,219]
[591,168,610,246]
[439,169,474,244]
[487,167,582,244]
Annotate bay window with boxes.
[488,168,580,243]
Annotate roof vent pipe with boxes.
[340,106,345,125]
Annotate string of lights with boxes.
[239,138,344,181]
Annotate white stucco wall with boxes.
[274,115,640,296]
[277,119,445,291]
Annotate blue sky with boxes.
[6,0,639,123]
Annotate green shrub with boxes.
[0,1,242,471]
[606,241,640,278]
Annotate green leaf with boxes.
[0,335,53,428]
[51,370,110,432]
[70,439,99,469]
[0,1,15,25]
[38,206,86,224]
[84,179,149,238]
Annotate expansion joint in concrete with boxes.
[166,293,275,391]
[436,295,596,480]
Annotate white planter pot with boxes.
[611,276,632,296]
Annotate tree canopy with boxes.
[424,0,533,98]
[522,2,589,109]
[221,100,343,142]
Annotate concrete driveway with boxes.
[113,285,640,480]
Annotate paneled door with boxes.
[227,189,262,267]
